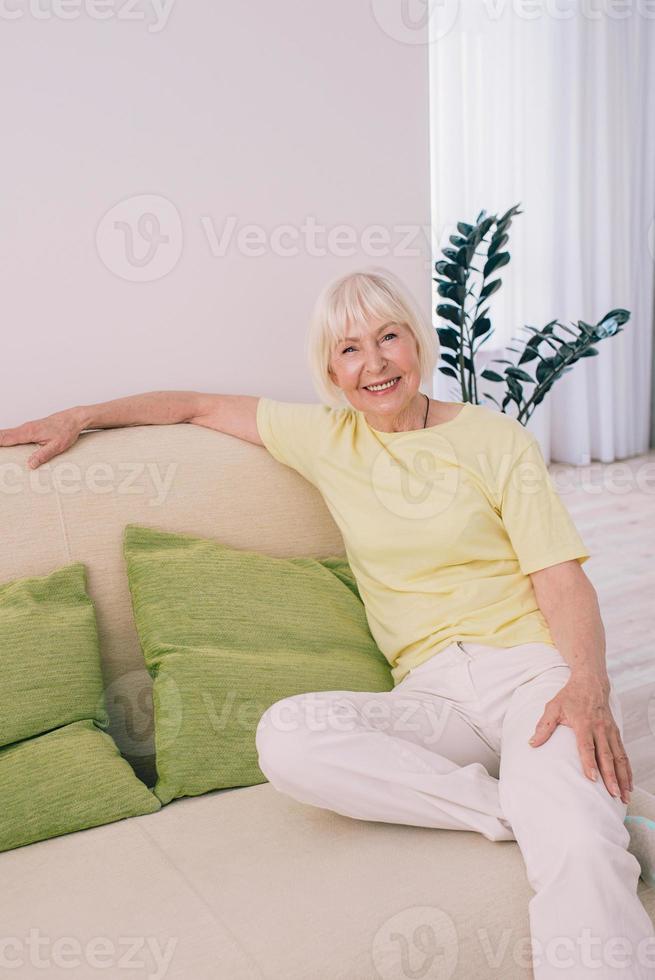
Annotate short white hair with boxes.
[304,266,440,408]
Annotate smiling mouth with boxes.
[362,376,401,391]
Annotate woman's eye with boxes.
[341,333,396,355]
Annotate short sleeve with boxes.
[500,436,591,575]
[256,397,331,487]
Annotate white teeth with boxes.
[365,377,400,391]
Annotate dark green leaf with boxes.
[436,326,460,351]
[471,316,491,340]
[480,369,504,382]
[435,261,466,284]
[580,347,599,357]
[438,366,458,379]
[483,252,510,278]
[599,308,630,326]
[438,282,467,304]
[480,278,502,301]
[436,304,462,326]
[518,347,538,364]
[487,232,508,258]
[505,367,533,383]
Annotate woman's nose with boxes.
[364,349,386,371]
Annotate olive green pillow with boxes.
[0,563,160,852]
[0,563,108,747]
[123,524,393,804]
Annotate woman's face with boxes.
[327,315,422,419]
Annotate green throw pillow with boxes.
[0,563,160,852]
[0,563,108,747]
[123,523,393,804]
[0,720,160,851]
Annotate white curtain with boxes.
[429,1,655,463]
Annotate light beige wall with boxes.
[1,1,432,426]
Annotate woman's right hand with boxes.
[0,409,84,469]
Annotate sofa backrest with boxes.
[0,423,346,786]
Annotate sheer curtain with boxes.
[429,2,655,463]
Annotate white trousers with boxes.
[255,640,655,979]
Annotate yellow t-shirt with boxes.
[256,397,590,686]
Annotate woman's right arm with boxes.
[0,391,263,469]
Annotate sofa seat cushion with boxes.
[5,782,653,978]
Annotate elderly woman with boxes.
[2,268,654,978]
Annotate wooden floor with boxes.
[549,450,655,794]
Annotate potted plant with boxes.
[434,203,629,425]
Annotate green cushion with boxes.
[123,524,393,804]
[0,720,160,852]
[0,562,161,852]
[0,563,108,747]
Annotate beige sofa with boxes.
[1,422,654,980]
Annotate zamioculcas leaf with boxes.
[436,303,462,326]
[505,367,533,382]
[483,252,510,278]
[472,317,491,340]
[487,233,508,258]
[433,202,627,425]
[436,327,460,350]
[480,278,502,301]
[435,261,466,283]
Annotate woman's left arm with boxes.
[527,559,633,804]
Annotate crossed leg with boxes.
[255,685,515,842]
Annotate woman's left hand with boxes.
[528,675,633,804]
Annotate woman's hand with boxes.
[528,675,633,804]
[0,409,84,469]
